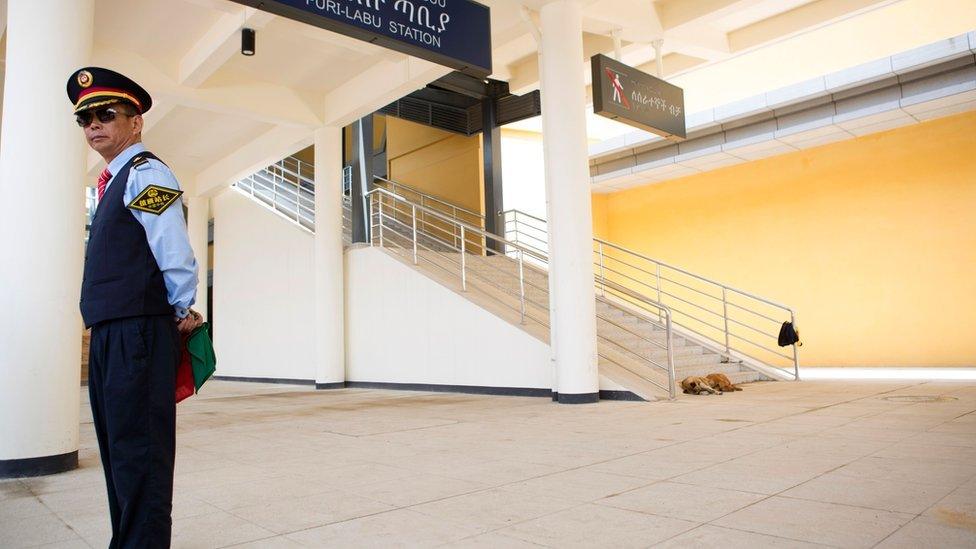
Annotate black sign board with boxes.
[591,54,685,140]
[231,0,492,78]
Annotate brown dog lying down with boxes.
[706,373,742,392]
[681,376,720,395]
[681,373,743,395]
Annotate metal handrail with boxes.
[234,155,316,231]
[374,176,485,223]
[368,187,543,261]
[369,187,678,398]
[597,237,794,311]
[501,208,800,380]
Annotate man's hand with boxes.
[176,309,203,334]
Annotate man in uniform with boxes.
[68,67,202,548]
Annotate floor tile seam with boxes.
[436,441,693,488]
[278,504,494,541]
[788,382,925,419]
[948,408,976,422]
[175,481,318,506]
[54,534,97,549]
[239,473,583,535]
[665,453,866,501]
[317,420,464,438]
[0,494,55,521]
[911,476,976,521]
[582,477,670,500]
[649,518,842,548]
[5,514,85,548]
[591,494,760,525]
[827,464,976,490]
[179,489,308,516]
[473,500,699,545]
[648,430,827,480]
[336,478,499,511]
[869,517,915,549]
[906,433,976,450]
[30,487,87,536]
[219,501,362,540]
[698,458,923,528]
[442,529,551,548]
[772,493,933,517]
[487,473,662,505]
[218,533,285,549]
[661,478,773,498]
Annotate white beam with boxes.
[655,0,765,30]
[180,0,241,14]
[179,7,274,88]
[665,25,731,60]
[508,32,613,95]
[95,46,322,128]
[194,125,312,197]
[729,0,897,52]
[321,56,451,127]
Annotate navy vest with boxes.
[80,152,172,328]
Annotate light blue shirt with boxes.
[100,143,198,319]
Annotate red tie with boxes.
[96,168,111,202]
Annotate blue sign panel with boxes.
[231,0,492,77]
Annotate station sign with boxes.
[591,54,686,140]
[231,0,492,78]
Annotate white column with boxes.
[539,0,599,403]
[0,0,94,475]
[187,195,210,321]
[313,127,346,387]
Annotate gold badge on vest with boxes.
[127,184,183,215]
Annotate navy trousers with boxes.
[88,315,179,549]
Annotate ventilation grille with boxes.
[497,91,541,126]
[381,90,542,135]
[380,97,478,136]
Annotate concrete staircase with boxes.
[237,158,777,400]
[372,235,764,400]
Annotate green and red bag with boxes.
[176,322,216,403]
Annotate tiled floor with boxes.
[2,379,976,548]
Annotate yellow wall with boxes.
[385,117,484,218]
[591,193,609,240]
[600,111,976,367]
[293,145,314,165]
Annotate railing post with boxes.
[367,194,374,247]
[666,312,676,400]
[598,241,606,296]
[460,226,467,291]
[791,310,801,381]
[411,204,418,265]
[378,195,385,247]
[518,249,526,324]
[722,287,730,355]
[655,264,662,321]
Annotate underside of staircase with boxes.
[370,232,766,401]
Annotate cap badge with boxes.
[77,70,93,88]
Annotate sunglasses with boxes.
[75,107,135,128]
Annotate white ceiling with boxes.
[1,0,972,194]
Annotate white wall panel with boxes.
[345,248,553,390]
[212,190,316,381]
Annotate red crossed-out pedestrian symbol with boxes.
[606,68,630,109]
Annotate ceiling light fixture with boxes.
[242,28,256,56]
